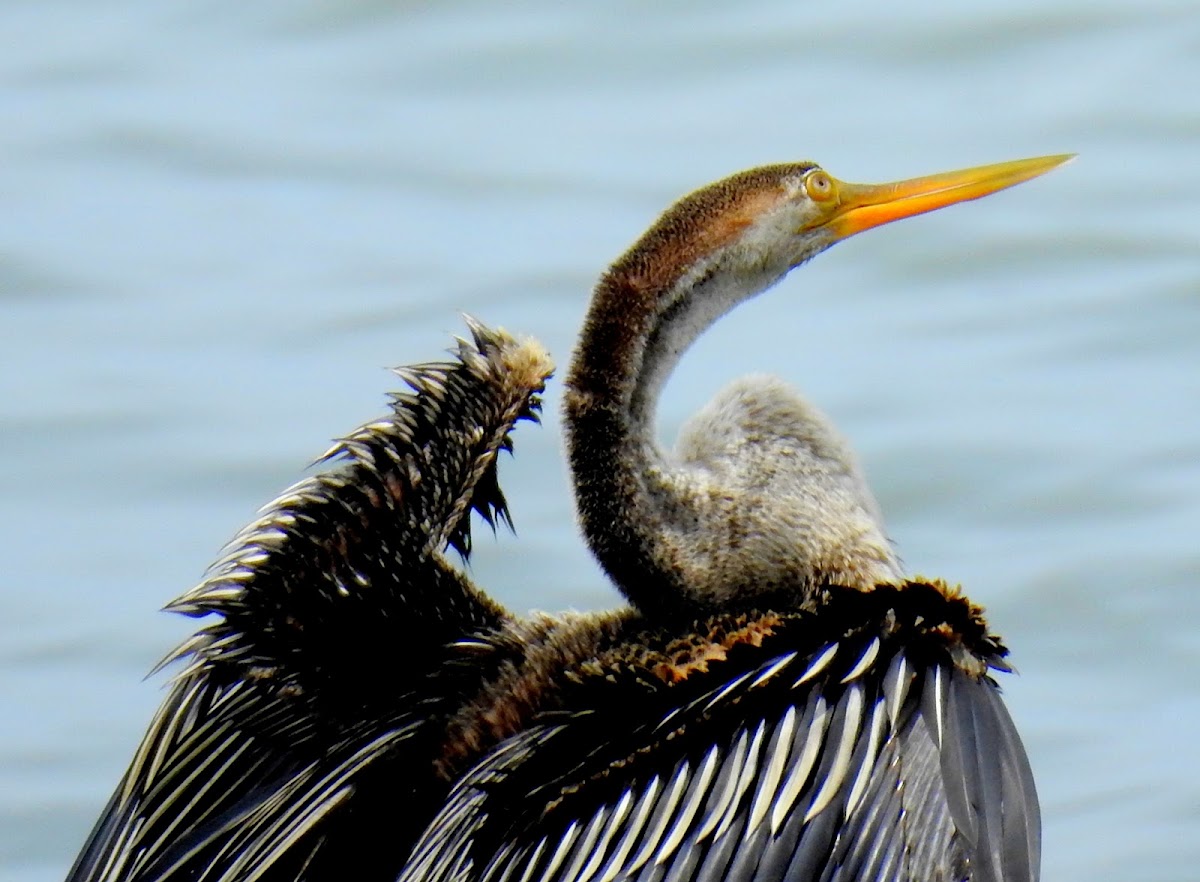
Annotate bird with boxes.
[64,153,1070,882]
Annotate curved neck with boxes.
[564,246,785,617]
[564,219,905,618]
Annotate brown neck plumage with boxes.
[564,259,680,617]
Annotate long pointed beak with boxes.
[826,154,1074,240]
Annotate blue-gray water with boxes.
[2,1,1197,879]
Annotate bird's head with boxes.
[612,154,1074,295]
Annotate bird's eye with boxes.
[804,170,836,203]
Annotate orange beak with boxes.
[824,154,1074,240]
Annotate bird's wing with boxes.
[67,319,554,882]
[400,586,1040,882]
[66,672,420,882]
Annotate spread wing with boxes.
[400,594,1040,882]
[67,319,554,882]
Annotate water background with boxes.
[2,1,1198,879]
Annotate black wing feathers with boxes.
[67,321,553,882]
[399,581,1039,882]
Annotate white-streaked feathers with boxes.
[398,641,1035,882]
